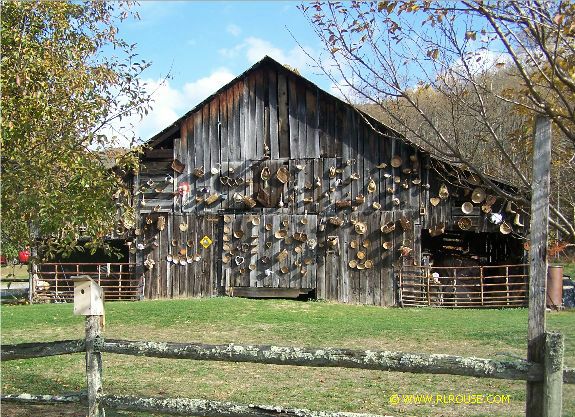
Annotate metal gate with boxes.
[399,264,528,308]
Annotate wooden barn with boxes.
[131,56,528,307]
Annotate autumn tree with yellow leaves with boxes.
[1,1,152,259]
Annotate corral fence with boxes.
[34,263,140,302]
[399,264,528,308]
[1,314,573,416]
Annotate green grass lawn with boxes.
[2,298,574,417]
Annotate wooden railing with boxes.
[35,263,140,302]
[399,264,528,308]
[1,317,572,416]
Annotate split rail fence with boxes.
[1,315,573,417]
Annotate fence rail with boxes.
[2,318,571,416]
[2,335,573,417]
[101,339,542,381]
[399,264,529,308]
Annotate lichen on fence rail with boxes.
[1,393,85,404]
[100,394,391,417]
[1,340,85,361]
[2,338,574,384]
[101,339,542,382]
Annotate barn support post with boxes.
[526,116,552,417]
[543,332,564,417]
[85,315,105,417]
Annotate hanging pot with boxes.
[274,229,288,239]
[276,249,289,262]
[500,222,512,235]
[243,195,257,208]
[275,166,290,184]
[157,216,166,231]
[293,232,308,242]
[205,193,220,205]
[458,217,472,230]
[260,166,271,181]
[354,222,367,235]
[438,184,449,199]
[461,202,474,215]
[367,178,376,194]
[192,166,205,178]
[336,200,352,209]
[329,166,337,178]
[391,155,402,168]
[430,197,441,207]
[328,216,344,226]
[471,188,486,204]
[380,221,396,234]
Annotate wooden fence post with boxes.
[543,332,564,417]
[85,315,104,417]
[526,116,552,417]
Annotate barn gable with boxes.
[133,56,527,307]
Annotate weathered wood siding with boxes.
[135,58,525,305]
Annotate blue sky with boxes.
[115,1,333,143]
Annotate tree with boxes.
[301,0,575,242]
[1,1,152,259]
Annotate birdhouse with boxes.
[72,276,104,316]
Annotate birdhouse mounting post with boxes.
[72,275,105,417]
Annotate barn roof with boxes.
[145,55,404,150]
[143,56,510,187]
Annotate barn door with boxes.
[221,214,318,293]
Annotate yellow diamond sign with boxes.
[200,235,213,249]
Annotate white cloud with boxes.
[226,24,242,37]
[181,68,235,108]
[102,68,235,146]
[218,36,316,75]
[244,37,313,71]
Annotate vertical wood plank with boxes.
[248,74,257,159]
[334,101,344,157]
[318,93,328,158]
[268,68,279,159]
[220,89,229,171]
[288,76,299,159]
[208,98,220,212]
[297,82,307,159]
[239,79,248,161]
[255,71,265,159]
[526,116,552,417]
[277,72,290,158]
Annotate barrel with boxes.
[547,265,563,310]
